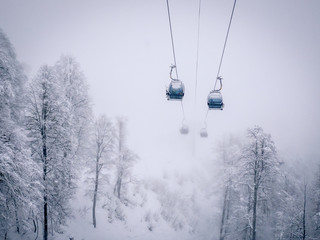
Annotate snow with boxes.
[55,162,221,240]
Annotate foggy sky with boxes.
[1,0,319,176]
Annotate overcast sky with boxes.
[1,0,319,176]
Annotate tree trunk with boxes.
[13,198,20,234]
[43,161,48,240]
[115,120,123,200]
[243,184,252,240]
[92,191,97,228]
[114,170,122,199]
[33,219,37,233]
[114,175,122,199]
[42,100,48,240]
[252,184,258,240]
[225,189,231,237]
[43,194,48,240]
[302,182,307,240]
[92,156,100,228]
[251,143,259,240]
[35,216,39,240]
[219,186,229,240]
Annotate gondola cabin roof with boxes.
[207,91,223,101]
[169,80,184,90]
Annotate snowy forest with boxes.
[1,0,320,239]
[1,27,320,240]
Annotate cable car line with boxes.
[180,102,188,133]
[200,109,209,138]
[179,99,187,132]
[181,101,186,118]
[166,0,179,79]
[165,0,187,132]
[207,0,237,111]
[202,0,237,137]
[192,0,203,149]
[194,0,202,104]
[164,0,237,137]
[213,0,237,91]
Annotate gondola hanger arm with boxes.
[170,64,178,81]
[216,76,223,91]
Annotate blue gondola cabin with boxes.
[166,80,185,100]
[207,91,224,110]
[200,128,208,138]
[180,124,189,135]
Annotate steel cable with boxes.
[213,0,237,91]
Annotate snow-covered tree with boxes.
[90,115,115,228]
[26,55,92,239]
[113,118,137,202]
[142,175,200,233]
[216,135,242,240]
[239,126,280,240]
[54,55,91,166]
[26,65,72,240]
[99,118,139,223]
[0,28,41,238]
[309,164,320,238]
[220,127,281,240]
